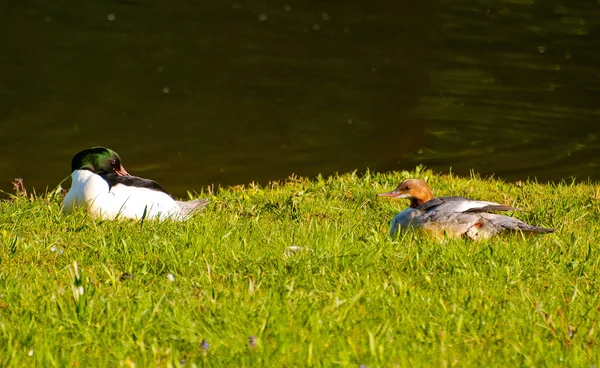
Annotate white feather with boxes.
[447,199,500,213]
[62,170,183,221]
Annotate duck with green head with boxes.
[62,147,208,220]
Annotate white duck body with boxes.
[62,170,183,221]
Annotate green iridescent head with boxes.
[70,147,129,176]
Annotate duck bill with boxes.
[377,191,412,199]
[114,165,130,176]
[377,190,400,198]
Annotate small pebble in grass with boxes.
[179,358,186,366]
[28,349,34,356]
[120,273,135,282]
[248,335,257,348]
[50,246,65,255]
[167,273,175,282]
[284,246,312,257]
[200,339,210,350]
[286,246,302,254]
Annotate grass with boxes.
[1,167,599,367]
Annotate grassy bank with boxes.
[1,168,599,366]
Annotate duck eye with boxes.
[405,185,411,190]
[111,159,118,166]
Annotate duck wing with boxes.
[419,212,554,240]
[102,173,169,194]
[418,196,520,214]
[462,204,521,213]
[481,213,555,234]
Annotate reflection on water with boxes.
[0,0,599,197]
[412,0,600,181]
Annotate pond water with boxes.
[1,0,599,197]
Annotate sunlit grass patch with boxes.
[1,169,599,366]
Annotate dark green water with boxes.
[1,0,599,197]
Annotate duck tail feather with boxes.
[501,220,555,234]
[176,198,210,217]
[487,214,555,234]
[517,223,556,234]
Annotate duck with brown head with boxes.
[376,179,434,208]
[378,179,555,240]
